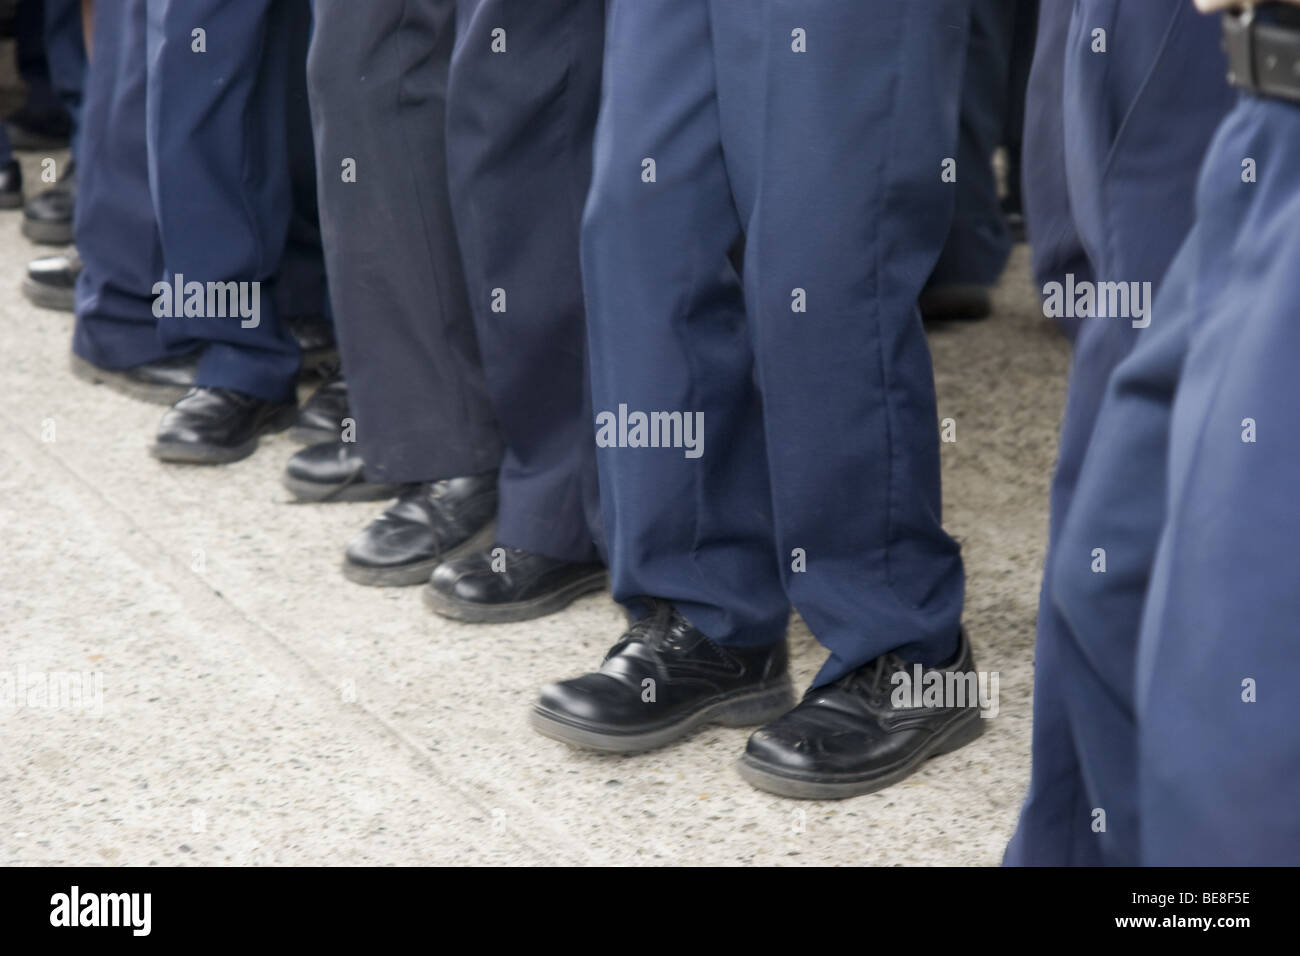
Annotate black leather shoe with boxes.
[289,374,349,444]
[6,105,72,151]
[283,440,409,503]
[424,546,607,623]
[22,161,75,245]
[342,473,498,586]
[70,351,198,406]
[22,251,80,311]
[287,314,338,379]
[151,387,297,464]
[0,158,22,209]
[738,630,985,799]
[531,600,794,753]
[919,284,992,322]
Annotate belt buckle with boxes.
[1224,5,1257,90]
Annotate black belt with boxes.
[1223,4,1300,104]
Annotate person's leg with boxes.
[444,0,603,565]
[16,0,79,245]
[580,0,785,649]
[143,0,319,463]
[21,0,85,308]
[922,0,1016,320]
[1000,0,1037,235]
[998,5,1095,859]
[304,0,501,586]
[307,0,500,485]
[42,0,85,159]
[746,0,970,683]
[10,0,72,148]
[68,0,194,403]
[531,0,793,753]
[145,0,301,405]
[1137,92,1300,865]
[1005,0,1232,865]
[1021,0,1090,343]
[275,5,334,378]
[425,0,607,623]
[730,0,978,800]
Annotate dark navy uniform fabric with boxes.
[1022,0,1091,323]
[42,0,86,157]
[14,0,65,122]
[1004,0,1233,865]
[1000,0,1038,218]
[145,0,311,403]
[929,0,1020,291]
[583,0,969,685]
[307,0,502,484]
[446,0,605,563]
[1130,95,1300,864]
[73,0,183,371]
[277,14,331,328]
[1050,90,1300,865]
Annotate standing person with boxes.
[533,0,982,799]
[9,0,73,150]
[299,0,607,616]
[144,0,319,463]
[429,0,606,621]
[1052,0,1300,866]
[921,0,1023,322]
[1003,0,1233,864]
[17,0,85,247]
[64,0,330,409]
[301,0,503,585]
[67,0,198,403]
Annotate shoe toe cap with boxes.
[536,675,634,726]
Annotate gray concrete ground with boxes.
[0,143,1070,865]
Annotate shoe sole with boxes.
[149,403,298,465]
[421,569,609,624]
[22,275,73,311]
[69,352,190,407]
[529,678,797,755]
[736,709,985,800]
[281,472,407,504]
[340,520,495,588]
[22,217,73,245]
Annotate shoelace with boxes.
[394,480,459,526]
[839,652,907,701]
[606,597,679,657]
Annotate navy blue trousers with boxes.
[1005,0,1233,865]
[73,0,180,370]
[76,0,320,389]
[145,0,311,402]
[1052,91,1300,865]
[42,0,86,158]
[1131,95,1300,864]
[446,0,605,563]
[583,0,969,685]
[929,0,1020,290]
